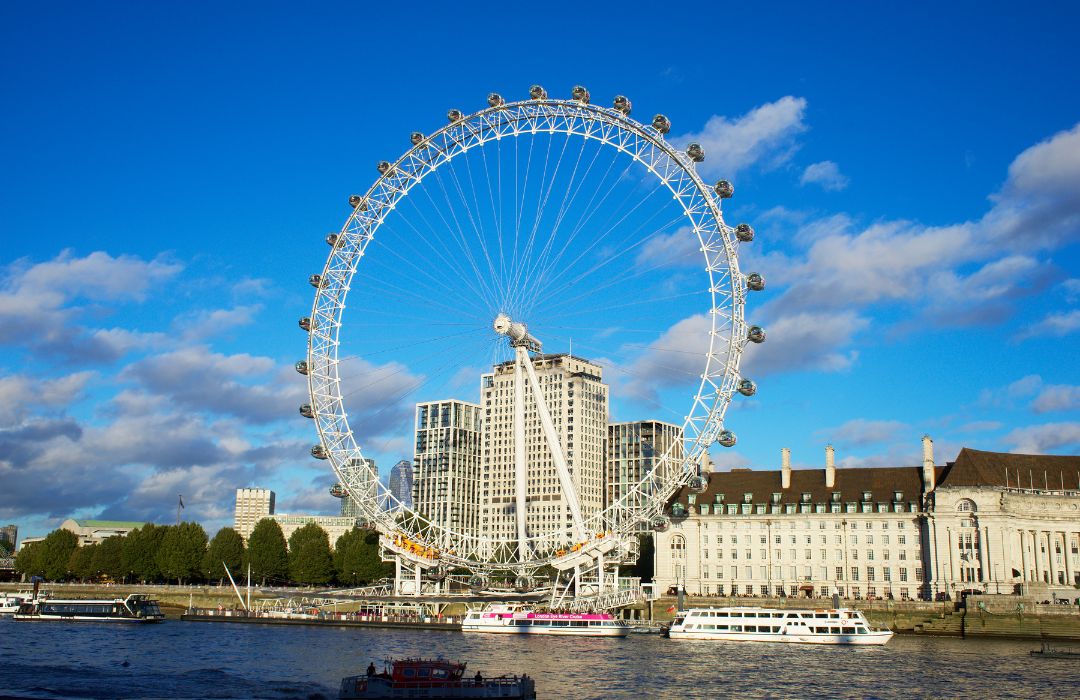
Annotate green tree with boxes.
[202,527,246,583]
[38,528,79,581]
[247,519,288,586]
[93,536,127,582]
[334,527,391,586]
[123,523,166,583]
[14,540,43,578]
[157,522,208,584]
[288,522,334,586]
[632,533,655,583]
[69,543,98,581]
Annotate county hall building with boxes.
[654,437,1080,601]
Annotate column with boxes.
[946,528,957,594]
[978,526,990,587]
[1062,531,1071,583]
[1033,530,1043,583]
[1046,531,1057,585]
[1018,530,1028,586]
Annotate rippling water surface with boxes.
[2,617,1077,699]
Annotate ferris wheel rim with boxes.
[304,93,751,570]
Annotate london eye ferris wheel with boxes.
[297,85,765,591]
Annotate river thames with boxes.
[2,618,1077,699]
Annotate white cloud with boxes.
[822,418,907,447]
[1032,384,1080,413]
[800,161,849,191]
[740,310,868,376]
[1003,422,1080,453]
[0,371,95,426]
[633,227,699,270]
[673,96,808,178]
[1017,309,1080,340]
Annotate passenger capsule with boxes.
[717,430,737,448]
[571,85,590,104]
[468,574,487,591]
[529,84,547,100]
[651,515,671,532]
[689,475,708,493]
[348,194,363,208]
[410,131,425,146]
[329,483,348,498]
[746,272,766,292]
[487,92,504,107]
[747,325,767,344]
[735,223,754,242]
[298,317,312,332]
[513,575,532,592]
[325,233,340,247]
[308,274,325,288]
[294,360,309,375]
[613,95,632,115]
[299,404,314,419]
[652,114,671,134]
[447,108,464,123]
[686,143,705,163]
[376,161,392,175]
[715,180,734,198]
[311,444,328,460]
[737,378,757,397]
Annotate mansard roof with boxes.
[937,448,1080,490]
[673,464,929,507]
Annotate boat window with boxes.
[419,668,430,678]
[403,668,415,678]
[842,627,855,634]
[433,669,448,679]
[858,627,868,634]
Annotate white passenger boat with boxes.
[462,604,630,637]
[1,592,31,616]
[13,593,165,622]
[666,607,893,645]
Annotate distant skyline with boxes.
[2,2,1078,539]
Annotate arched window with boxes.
[671,535,685,560]
[956,499,976,513]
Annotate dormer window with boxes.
[801,492,812,503]
[831,492,842,502]
[894,491,903,502]
[862,491,872,502]
[771,493,781,504]
[715,493,725,503]
[743,493,753,504]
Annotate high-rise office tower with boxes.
[606,420,684,531]
[388,459,414,510]
[234,488,276,542]
[413,400,483,544]
[480,353,608,553]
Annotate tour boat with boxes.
[666,607,893,645]
[461,604,630,637]
[13,593,165,622]
[1,592,31,616]
[339,658,536,699]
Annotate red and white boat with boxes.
[461,604,630,637]
[339,658,535,699]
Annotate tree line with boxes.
[15,520,391,586]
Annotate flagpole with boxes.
[177,494,184,525]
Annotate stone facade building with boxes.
[654,438,1080,601]
[234,488,276,542]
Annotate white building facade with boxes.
[655,439,1080,601]
[606,420,684,533]
[480,353,608,555]
[234,488,276,542]
[413,399,484,544]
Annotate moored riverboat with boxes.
[666,607,893,645]
[339,658,535,699]
[14,593,165,622]
[1,592,32,616]
[461,604,630,637]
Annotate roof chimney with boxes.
[825,444,836,488]
[781,447,791,489]
[922,434,935,491]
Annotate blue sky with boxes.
[2,2,1079,539]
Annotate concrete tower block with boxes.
[922,434,935,491]
[781,447,792,489]
[825,444,836,488]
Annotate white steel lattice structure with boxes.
[299,86,765,582]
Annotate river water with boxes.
[1,617,1077,699]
